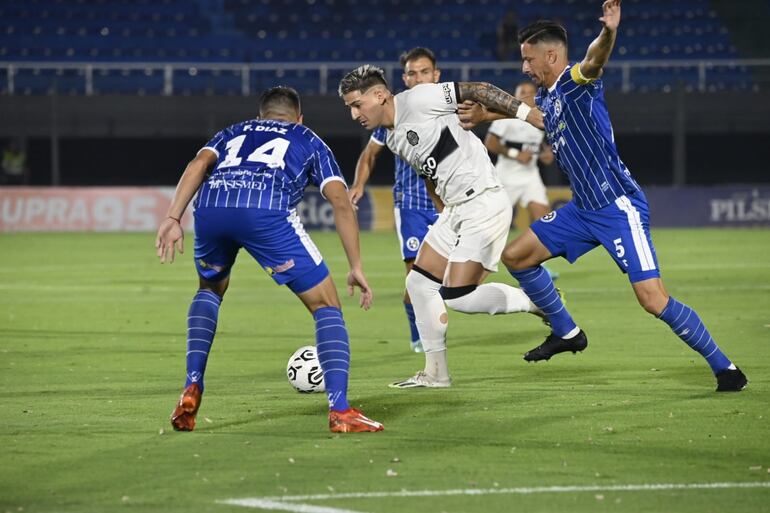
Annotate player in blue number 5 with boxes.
[155,86,384,433]
[459,0,747,391]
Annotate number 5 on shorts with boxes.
[613,237,625,258]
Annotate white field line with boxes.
[220,499,367,513]
[221,481,770,511]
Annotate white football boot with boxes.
[388,370,451,389]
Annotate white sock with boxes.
[405,270,449,381]
[423,345,449,381]
[444,283,535,315]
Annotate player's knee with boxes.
[310,295,341,311]
[440,284,478,313]
[406,265,442,297]
[502,244,527,270]
[636,290,668,316]
[200,277,228,298]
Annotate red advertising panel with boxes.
[0,187,193,232]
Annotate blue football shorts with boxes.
[193,207,329,294]
[531,191,661,283]
[394,207,439,261]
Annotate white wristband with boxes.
[515,103,532,121]
[507,148,520,159]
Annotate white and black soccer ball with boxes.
[286,345,325,393]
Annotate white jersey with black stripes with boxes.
[488,118,545,177]
[384,82,502,206]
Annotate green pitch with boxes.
[1,229,769,513]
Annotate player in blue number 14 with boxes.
[459,0,747,392]
[155,86,384,433]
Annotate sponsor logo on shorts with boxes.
[407,130,419,146]
[540,211,557,223]
[265,259,295,276]
[406,236,420,252]
[198,259,225,272]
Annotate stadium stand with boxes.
[0,0,759,94]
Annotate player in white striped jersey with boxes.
[339,65,546,388]
[459,0,747,392]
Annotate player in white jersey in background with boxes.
[349,47,443,354]
[483,80,559,280]
[339,65,546,388]
[486,81,554,222]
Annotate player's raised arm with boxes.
[578,0,621,80]
[156,149,217,263]
[323,180,373,310]
[457,82,544,129]
[350,137,384,207]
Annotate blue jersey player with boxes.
[349,47,441,354]
[460,0,747,392]
[155,87,384,433]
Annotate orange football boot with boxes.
[170,383,202,431]
[329,408,384,433]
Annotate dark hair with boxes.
[399,47,437,69]
[338,64,389,97]
[259,86,301,116]
[518,20,568,46]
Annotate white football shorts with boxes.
[501,172,548,209]
[423,187,512,272]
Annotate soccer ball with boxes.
[286,345,325,393]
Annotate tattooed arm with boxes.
[457,82,544,129]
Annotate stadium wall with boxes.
[2,92,770,187]
[2,185,769,233]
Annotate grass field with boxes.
[1,228,769,513]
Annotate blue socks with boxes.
[510,266,577,338]
[313,306,350,412]
[403,301,420,343]
[658,297,732,374]
[185,289,222,392]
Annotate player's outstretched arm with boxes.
[457,101,507,130]
[350,139,384,208]
[156,149,216,264]
[457,82,544,129]
[579,0,621,80]
[323,180,373,310]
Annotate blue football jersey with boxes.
[194,119,345,211]
[536,64,641,211]
[371,126,436,211]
